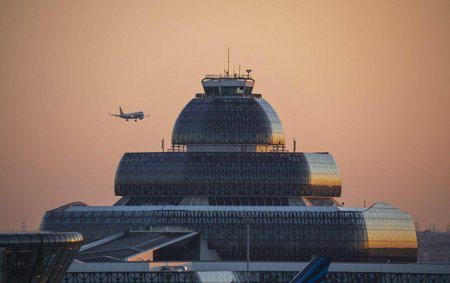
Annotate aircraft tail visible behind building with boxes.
[119,107,124,115]
[288,256,331,283]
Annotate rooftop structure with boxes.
[172,73,284,150]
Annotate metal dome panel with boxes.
[171,97,285,145]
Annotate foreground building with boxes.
[0,232,83,283]
[37,71,446,282]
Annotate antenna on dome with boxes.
[246,69,252,78]
[227,47,230,78]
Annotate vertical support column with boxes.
[247,221,250,283]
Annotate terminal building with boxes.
[39,71,450,282]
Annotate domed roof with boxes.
[172,96,285,145]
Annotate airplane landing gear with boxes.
[134,119,137,122]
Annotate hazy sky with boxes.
[1,0,449,231]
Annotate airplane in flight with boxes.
[108,107,149,122]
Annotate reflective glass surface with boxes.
[303,154,341,187]
[114,152,341,197]
[124,197,183,206]
[255,99,284,143]
[171,97,285,145]
[305,197,336,206]
[208,196,291,206]
[363,203,417,262]
[0,232,83,283]
[41,205,417,263]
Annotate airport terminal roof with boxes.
[77,231,198,262]
[63,204,365,213]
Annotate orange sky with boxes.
[0,0,449,231]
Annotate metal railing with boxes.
[194,93,262,99]
[204,74,253,79]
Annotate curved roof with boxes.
[172,97,285,145]
[49,201,89,212]
[0,232,83,246]
[114,152,341,197]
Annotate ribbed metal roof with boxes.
[0,231,83,245]
[63,204,363,213]
[171,97,285,145]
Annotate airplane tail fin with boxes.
[289,256,331,283]
[119,107,124,115]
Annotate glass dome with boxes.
[172,96,285,145]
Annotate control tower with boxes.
[172,72,284,153]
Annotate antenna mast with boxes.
[227,47,230,77]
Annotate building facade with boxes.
[0,232,83,283]
[40,72,417,264]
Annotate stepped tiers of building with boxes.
[40,72,418,263]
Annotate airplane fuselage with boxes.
[109,108,148,121]
[118,112,145,120]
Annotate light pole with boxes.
[243,214,254,283]
[247,220,250,282]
